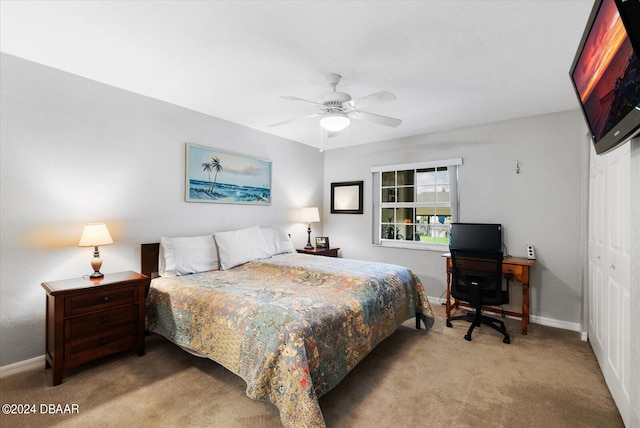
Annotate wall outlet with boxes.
[526,245,536,260]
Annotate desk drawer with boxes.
[65,306,136,340]
[504,265,524,277]
[65,286,138,316]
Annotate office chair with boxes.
[446,249,510,344]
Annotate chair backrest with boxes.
[450,249,505,308]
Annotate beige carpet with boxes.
[0,305,623,427]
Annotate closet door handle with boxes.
[609,264,615,270]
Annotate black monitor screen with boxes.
[449,223,502,252]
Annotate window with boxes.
[372,158,461,250]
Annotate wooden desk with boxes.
[444,254,535,334]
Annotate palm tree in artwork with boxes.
[202,162,213,192]
[208,156,223,193]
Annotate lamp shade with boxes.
[300,207,320,223]
[78,223,113,247]
[320,113,350,132]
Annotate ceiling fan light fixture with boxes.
[320,113,350,132]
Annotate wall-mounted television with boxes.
[569,0,640,155]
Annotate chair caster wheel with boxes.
[464,334,472,341]
[446,320,452,328]
[503,337,510,344]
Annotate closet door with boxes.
[588,142,631,425]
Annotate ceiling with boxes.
[0,0,594,151]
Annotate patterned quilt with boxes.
[146,253,434,427]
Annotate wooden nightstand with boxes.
[296,247,340,257]
[41,271,149,385]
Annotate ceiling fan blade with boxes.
[279,96,324,107]
[268,113,322,127]
[348,110,402,127]
[343,90,397,110]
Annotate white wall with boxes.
[323,110,588,328]
[0,54,324,366]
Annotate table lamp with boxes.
[300,207,320,250]
[78,223,113,278]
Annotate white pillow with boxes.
[215,226,272,270]
[160,235,219,276]
[260,227,295,255]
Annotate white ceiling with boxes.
[0,0,594,150]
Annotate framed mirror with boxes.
[331,181,363,214]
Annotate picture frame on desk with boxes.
[315,236,330,249]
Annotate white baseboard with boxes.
[529,314,581,333]
[0,355,44,378]
[428,295,585,337]
[427,295,446,306]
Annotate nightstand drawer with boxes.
[65,326,136,363]
[65,306,137,340]
[65,286,138,316]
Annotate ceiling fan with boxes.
[269,74,402,136]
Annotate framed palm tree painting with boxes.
[185,143,271,205]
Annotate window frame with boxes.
[371,158,462,251]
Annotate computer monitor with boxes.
[449,223,502,252]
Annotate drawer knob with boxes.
[100,338,107,344]
[101,296,110,302]
[101,317,108,323]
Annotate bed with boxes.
[142,231,434,428]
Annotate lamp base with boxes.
[90,248,104,279]
[305,224,314,250]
